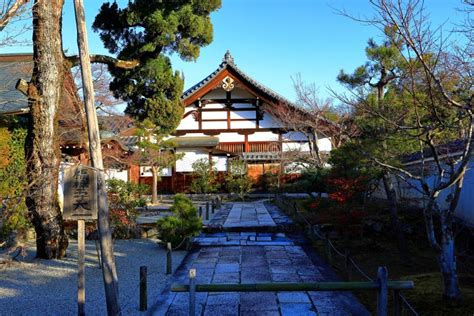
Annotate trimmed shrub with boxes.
[156,194,202,248]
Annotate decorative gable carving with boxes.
[222,76,235,92]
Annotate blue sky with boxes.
[2,0,466,102]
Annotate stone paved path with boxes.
[223,203,276,228]
[151,201,369,316]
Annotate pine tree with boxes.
[93,0,221,133]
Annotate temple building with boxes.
[135,51,335,192]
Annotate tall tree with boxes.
[135,120,181,205]
[93,0,221,134]
[0,0,220,259]
[338,0,473,301]
[336,32,409,262]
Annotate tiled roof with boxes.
[0,55,32,115]
[182,50,294,106]
[98,115,135,135]
[402,139,471,164]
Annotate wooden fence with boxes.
[274,194,419,316]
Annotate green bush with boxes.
[0,125,29,241]
[156,194,202,248]
[226,159,252,200]
[190,158,220,194]
[106,179,148,238]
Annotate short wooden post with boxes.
[189,269,196,316]
[139,266,147,311]
[78,220,85,316]
[211,199,215,214]
[325,234,332,265]
[377,266,388,316]
[345,250,352,281]
[94,239,102,268]
[166,242,172,275]
[205,202,209,221]
[198,206,202,218]
[393,289,401,316]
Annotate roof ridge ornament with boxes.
[223,50,234,64]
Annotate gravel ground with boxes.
[0,239,186,315]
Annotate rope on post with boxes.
[139,266,147,311]
[325,233,332,265]
[189,269,196,316]
[345,250,352,281]
[393,289,401,316]
[377,266,388,316]
[166,242,172,275]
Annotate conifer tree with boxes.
[93,0,221,133]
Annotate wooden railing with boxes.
[217,142,280,153]
[172,267,414,316]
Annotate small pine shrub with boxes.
[156,194,202,248]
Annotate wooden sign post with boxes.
[63,165,99,315]
[73,0,121,314]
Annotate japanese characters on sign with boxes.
[63,165,98,220]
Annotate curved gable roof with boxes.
[182,50,294,107]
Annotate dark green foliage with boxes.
[156,193,202,247]
[292,167,329,194]
[93,0,221,134]
[106,178,148,211]
[190,158,220,194]
[225,159,252,200]
[0,123,29,240]
[106,178,148,238]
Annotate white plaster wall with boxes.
[176,150,208,172]
[106,169,129,181]
[283,142,310,152]
[282,132,308,141]
[233,103,254,109]
[232,88,254,98]
[203,103,225,109]
[230,111,256,120]
[139,166,172,177]
[202,121,228,129]
[370,160,474,227]
[259,111,282,128]
[248,132,279,142]
[218,133,245,142]
[202,111,227,120]
[204,89,225,99]
[213,156,227,172]
[177,114,199,130]
[231,120,256,129]
[317,138,332,152]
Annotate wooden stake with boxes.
[78,220,85,316]
[166,242,172,275]
[139,266,147,311]
[73,1,120,314]
[189,269,196,316]
[377,266,388,316]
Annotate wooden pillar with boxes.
[278,133,283,188]
[73,1,120,314]
[244,134,250,153]
[197,99,202,130]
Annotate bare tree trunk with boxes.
[25,0,68,259]
[439,210,461,301]
[382,173,409,262]
[151,166,158,204]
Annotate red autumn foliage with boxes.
[326,176,366,205]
